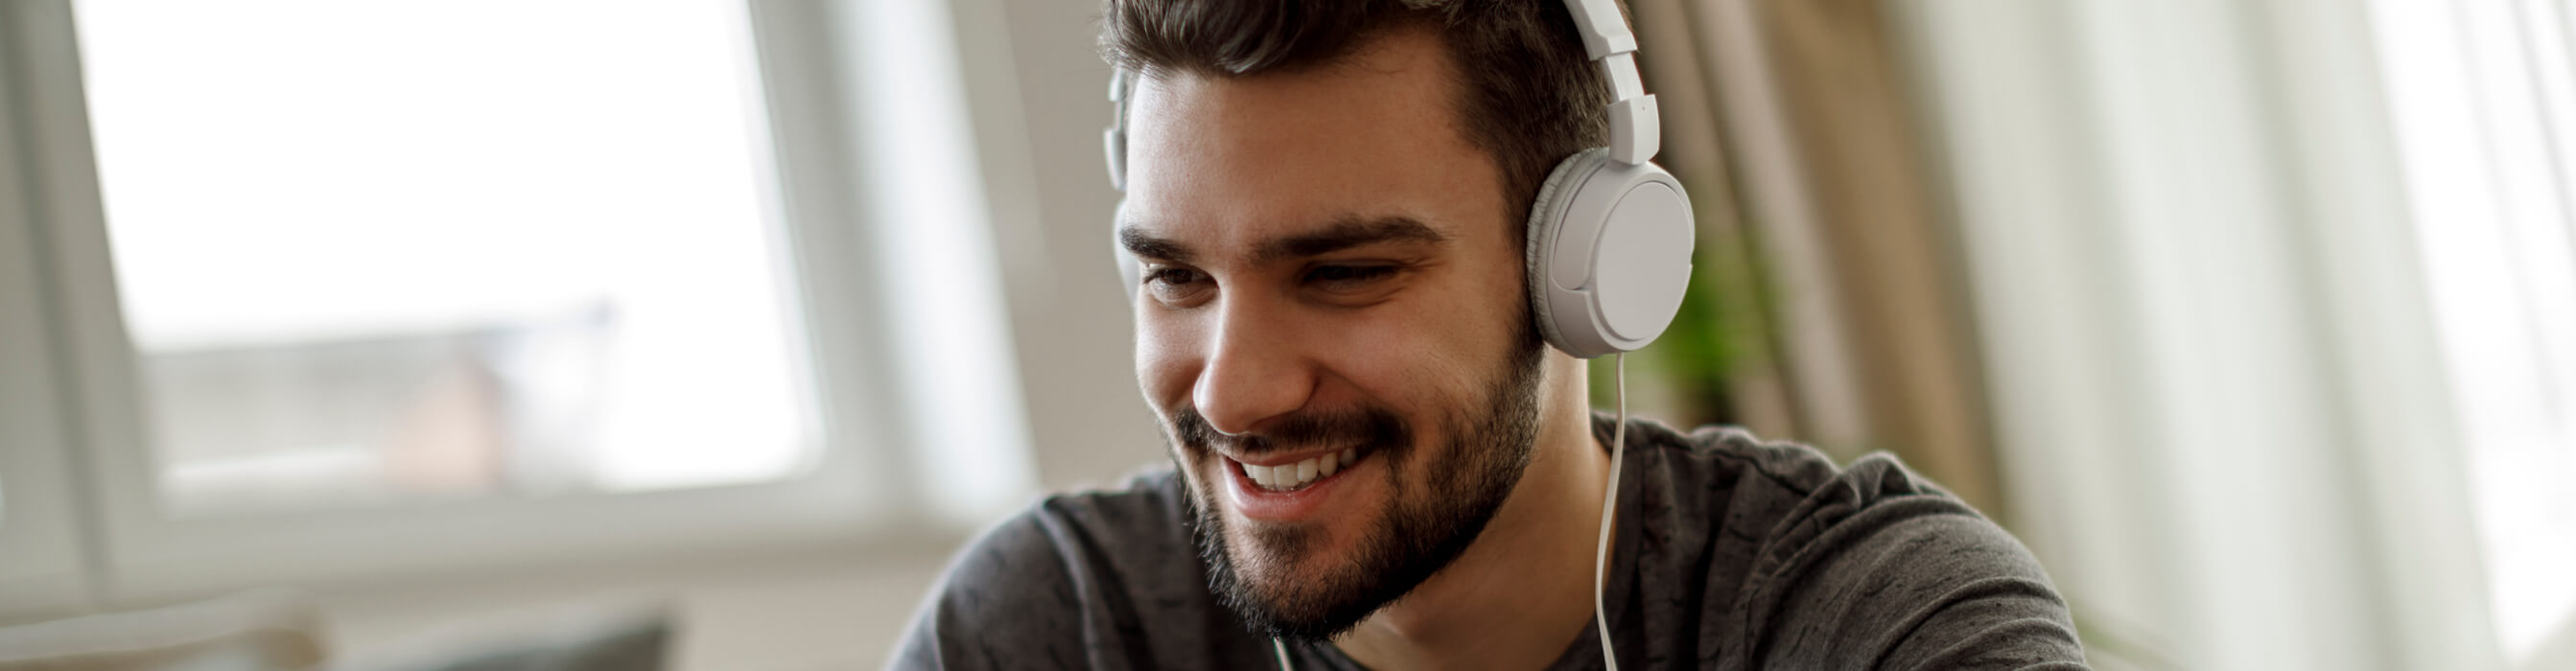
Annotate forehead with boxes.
[1117,29,1509,258]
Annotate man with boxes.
[895,1,2086,668]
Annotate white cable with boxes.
[1275,636,1294,670]
[1594,353,1627,670]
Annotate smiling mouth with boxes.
[1231,448,1366,492]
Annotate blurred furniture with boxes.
[331,600,669,671]
[0,590,669,671]
[0,589,324,670]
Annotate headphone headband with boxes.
[1559,0,1660,165]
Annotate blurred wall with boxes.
[959,0,1168,494]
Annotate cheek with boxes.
[1321,311,1493,411]
[1134,316,1203,411]
[1335,284,1528,423]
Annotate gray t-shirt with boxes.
[894,415,2087,669]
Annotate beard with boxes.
[1162,326,1547,642]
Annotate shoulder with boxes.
[1612,415,2024,583]
[1740,456,2085,668]
[892,470,1212,670]
[1608,417,2086,668]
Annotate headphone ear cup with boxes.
[1526,150,1609,357]
[1527,149,1696,359]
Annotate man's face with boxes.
[1118,31,1548,640]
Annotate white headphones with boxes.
[1103,0,1694,361]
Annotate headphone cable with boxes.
[1594,352,1627,671]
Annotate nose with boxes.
[1191,294,1315,436]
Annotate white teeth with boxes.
[1341,449,1356,466]
[1239,452,1350,492]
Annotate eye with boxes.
[1305,264,1400,291]
[1144,266,1212,306]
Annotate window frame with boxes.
[0,4,95,615]
[0,0,1028,605]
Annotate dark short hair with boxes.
[1099,0,1612,234]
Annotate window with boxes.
[2368,0,2576,660]
[74,0,819,516]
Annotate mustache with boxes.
[1168,405,1412,457]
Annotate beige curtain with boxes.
[1624,0,2007,519]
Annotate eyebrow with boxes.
[1117,215,1450,266]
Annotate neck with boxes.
[1333,355,1610,671]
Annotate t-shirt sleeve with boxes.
[1753,497,2089,670]
[890,508,1090,671]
